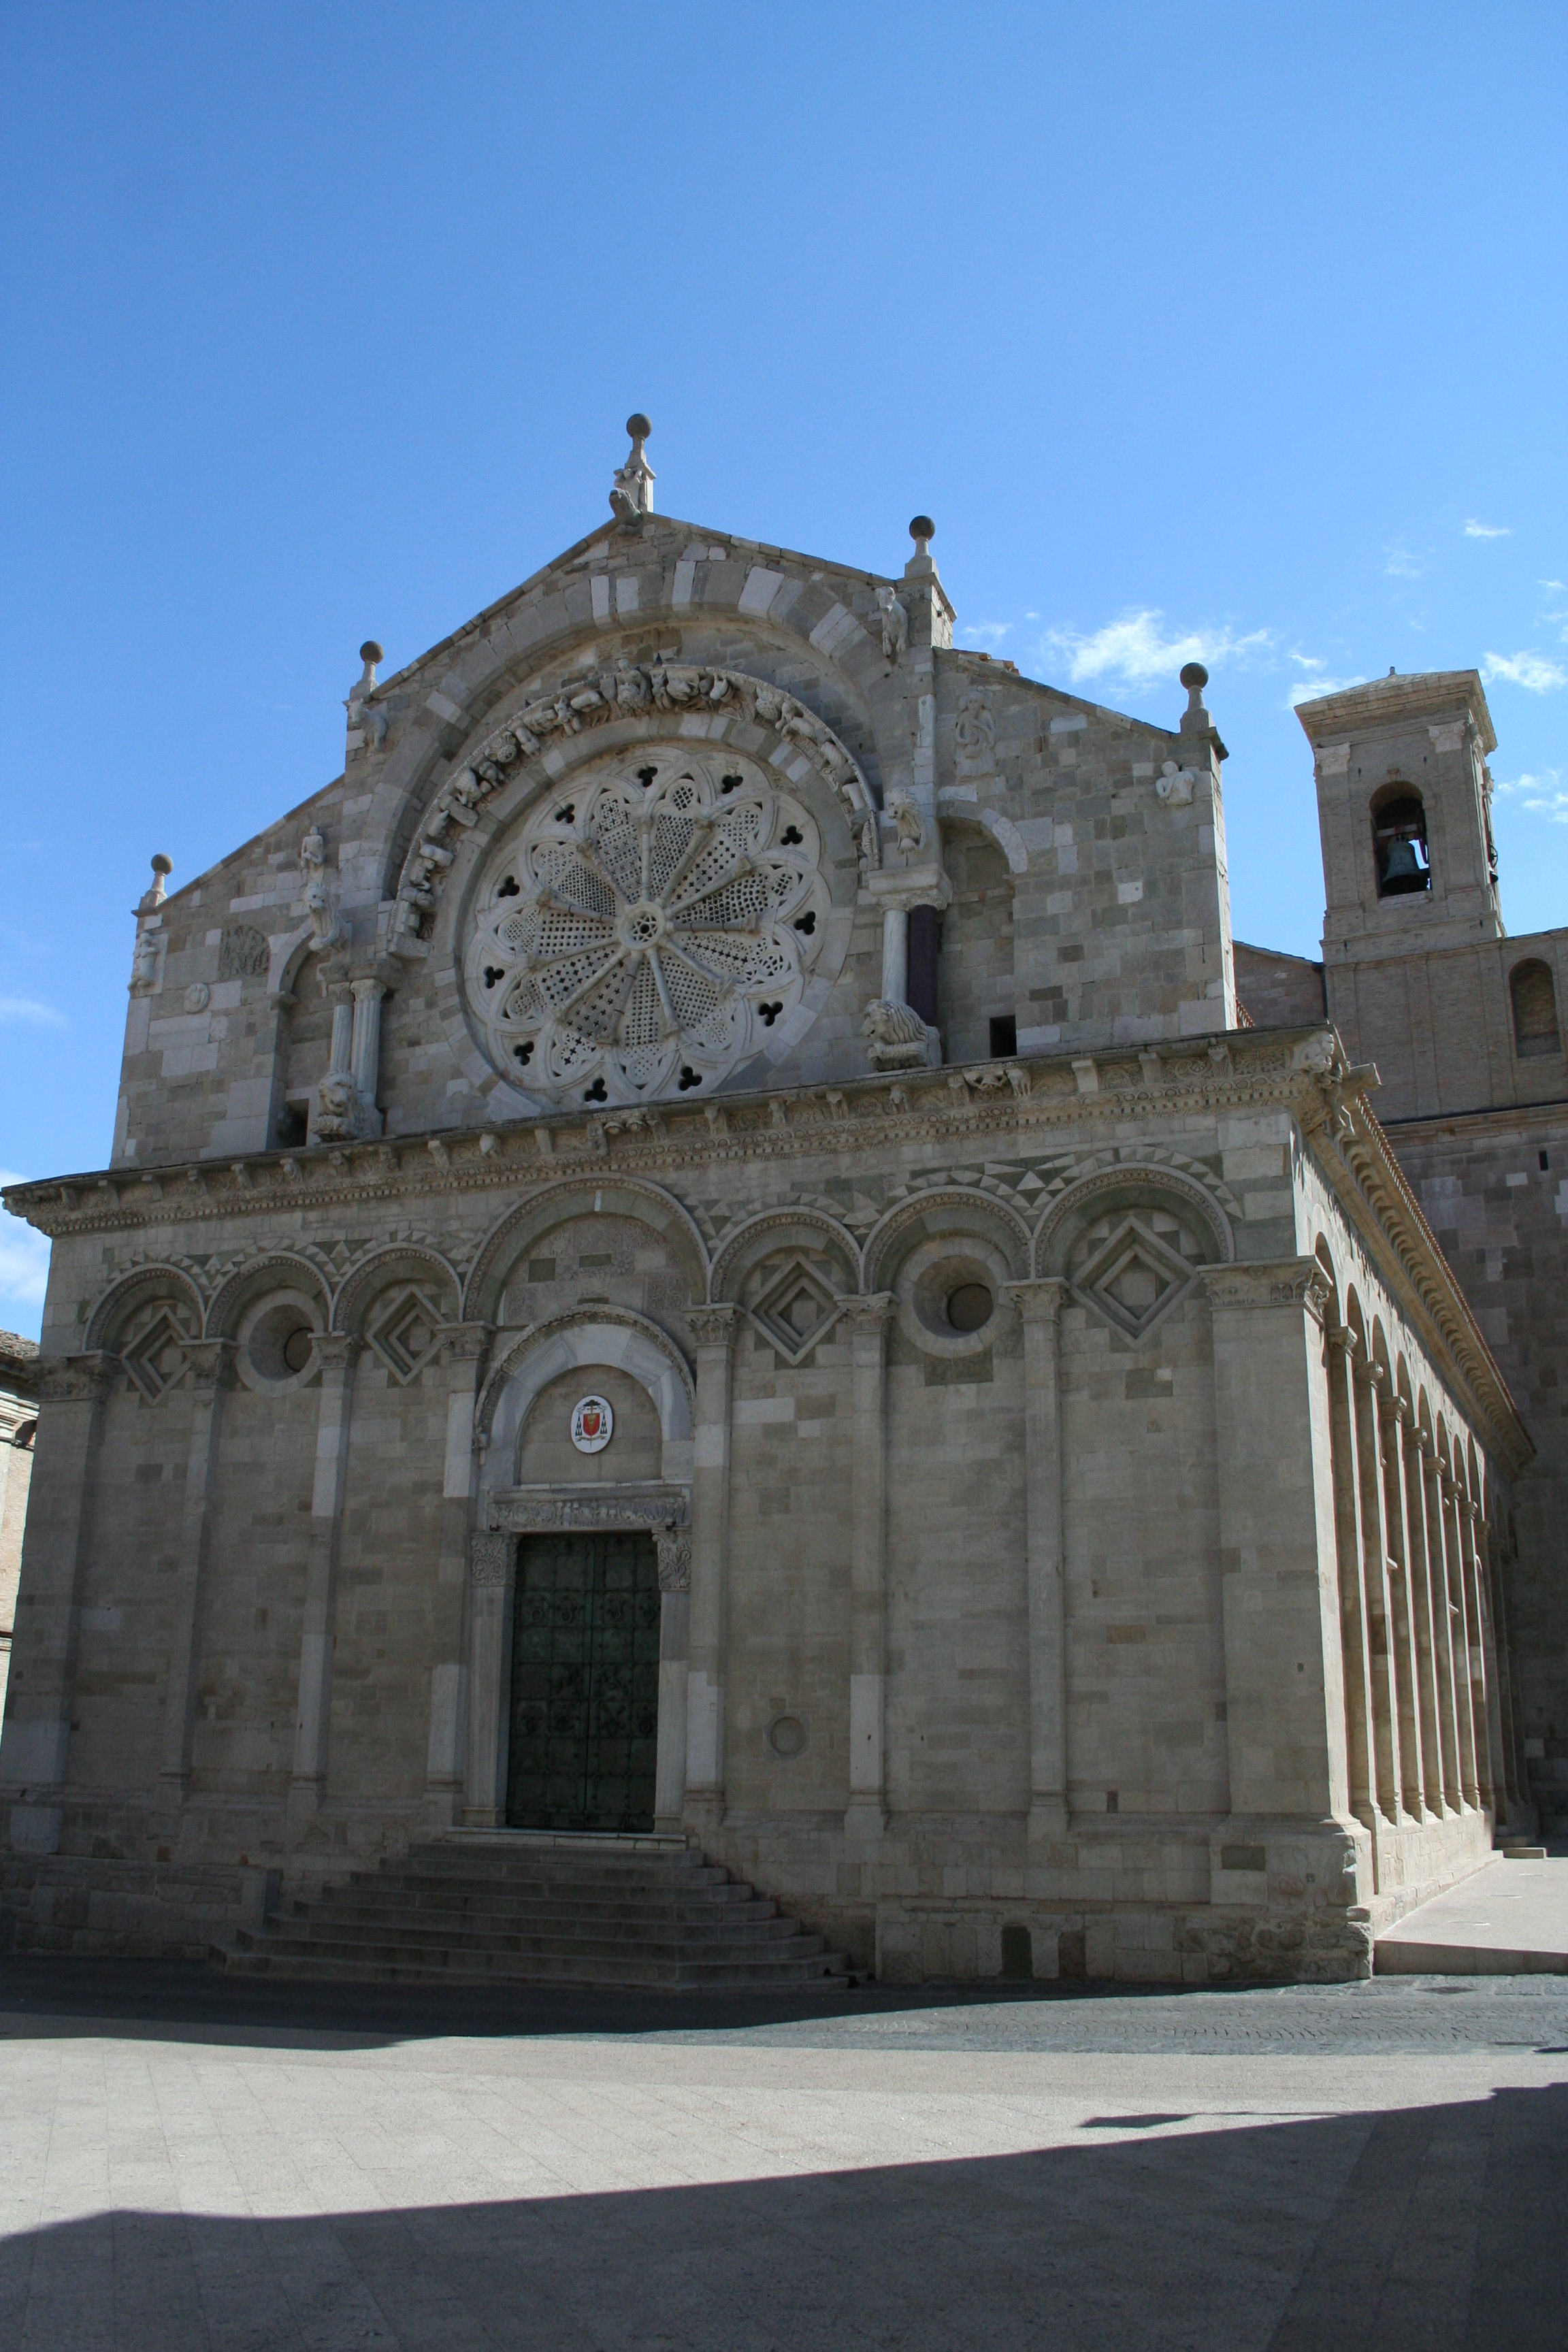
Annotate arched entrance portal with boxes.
[466,1315,693,1835]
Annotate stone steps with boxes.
[211,1833,853,1989]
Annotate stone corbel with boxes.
[40,1352,120,1405]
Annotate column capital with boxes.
[40,1351,119,1404]
[1326,1323,1358,1361]
[312,1332,363,1374]
[436,1320,493,1369]
[1377,1388,1408,1429]
[183,1338,238,1394]
[1199,1258,1332,1324]
[1354,1355,1388,1398]
[350,966,394,1002]
[687,1303,742,1350]
[1438,1463,1459,1499]
[1004,1276,1070,1327]
[843,1291,896,1335]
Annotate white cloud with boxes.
[1493,769,1568,820]
[1481,651,1568,693]
[1287,674,1367,707]
[1384,542,1425,578]
[1464,519,1512,538]
[1540,580,1565,593]
[0,997,67,1028]
[960,622,1013,647]
[1041,608,1271,691]
[0,1176,50,1335]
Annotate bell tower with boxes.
[1296,668,1503,970]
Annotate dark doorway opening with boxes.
[506,1531,661,1832]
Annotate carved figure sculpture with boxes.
[1155,762,1196,808]
[875,587,909,664]
[863,996,941,1071]
[301,826,345,951]
[956,691,996,768]
[312,1070,362,1142]
[887,789,926,860]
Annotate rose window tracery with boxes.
[465,746,832,1107]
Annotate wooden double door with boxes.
[504,1530,661,1833]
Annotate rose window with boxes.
[465,746,832,1106]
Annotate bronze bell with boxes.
[1383,838,1421,880]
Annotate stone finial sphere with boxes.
[1179,662,1209,691]
[360,640,384,665]
[627,413,652,440]
[151,853,174,877]
[909,515,936,543]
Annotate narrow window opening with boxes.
[274,1102,308,1150]
[989,1014,1017,1059]
[1512,960,1561,1059]
[1540,1150,1550,1172]
[1372,791,1431,898]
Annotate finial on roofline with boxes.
[610,413,655,527]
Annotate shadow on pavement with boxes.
[0,2085,1563,2350]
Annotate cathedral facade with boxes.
[1,429,1554,1982]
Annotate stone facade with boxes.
[0,447,1547,1978]
[0,1334,39,1725]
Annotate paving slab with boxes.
[0,1966,1566,2348]
[1376,1855,1568,1975]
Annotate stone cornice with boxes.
[5,1022,1528,1477]
[5,1030,1333,1243]
[1313,1092,1532,1479]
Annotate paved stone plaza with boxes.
[0,1964,1564,2349]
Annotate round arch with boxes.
[463,1177,709,1326]
[708,1205,862,1303]
[86,1262,204,1353]
[332,1243,461,1337]
[862,1188,1032,1294]
[203,1251,331,1341]
[476,1307,695,1490]
[1035,1163,1234,1278]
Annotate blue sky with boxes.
[1,2,1564,1335]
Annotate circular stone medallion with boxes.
[570,1394,615,1454]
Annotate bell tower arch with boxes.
[1298,669,1503,970]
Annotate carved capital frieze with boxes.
[485,1483,691,1586]
[41,1351,120,1405]
[183,1338,239,1394]
[842,1292,896,1336]
[437,1320,494,1369]
[1199,1259,1332,1324]
[469,1531,514,1588]
[1003,1277,1069,1328]
[686,1305,741,1350]
[653,1526,691,1594]
[312,1333,363,1375]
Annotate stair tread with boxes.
[216,1835,847,1990]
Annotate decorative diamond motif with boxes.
[366,1284,445,1384]
[749,1257,845,1365]
[120,1308,194,1403]
[1073,1215,1199,1341]
[466,747,829,1108]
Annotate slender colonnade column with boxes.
[1377,1387,1428,1820]
[1399,1407,1451,1816]
[427,1322,491,1825]
[0,1352,117,1802]
[1457,1493,1494,1815]
[653,1524,691,1833]
[158,1339,237,1811]
[1439,1461,1482,1808]
[844,1295,894,1842]
[1324,1326,1377,1832]
[288,1333,362,1823]
[1352,1360,1406,1825]
[684,1305,738,1838]
[1007,1279,1070,1840]
[1420,1433,1465,1810]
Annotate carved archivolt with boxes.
[1036,1164,1235,1278]
[463,742,834,1109]
[390,662,878,960]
